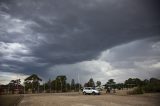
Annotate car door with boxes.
[84,87,89,93]
[88,88,92,93]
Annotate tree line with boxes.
[0,74,160,94]
[23,74,82,93]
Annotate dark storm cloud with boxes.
[0,0,160,79]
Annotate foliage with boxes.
[41,76,82,92]
[2,73,160,94]
[55,75,67,92]
[96,81,101,87]
[84,78,95,87]
[8,79,21,93]
[105,79,116,89]
[143,78,160,93]
[66,83,71,91]
[75,83,82,91]
[8,79,21,88]
[107,79,115,85]
[71,79,75,90]
[127,78,160,94]
[124,78,142,88]
[128,87,144,95]
[24,74,42,93]
[116,83,124,90]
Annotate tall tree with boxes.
[48,78,52,92]
[85,78,95,87]
[107,79,115,85]
[124,78,142,88]
[24,74,42,93]
[75,83,82,91]
[56,75,67,92]
[106,79,116,89]
[71,79,75,90]
[8,79,21,93]
[66,83,71,92]
[96,81,101,87]
[51,80,56,92]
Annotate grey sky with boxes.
[0,0,160,84]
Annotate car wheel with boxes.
[92,92,96,95]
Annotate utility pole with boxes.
[78,73,80,93]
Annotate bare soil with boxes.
[0,95,23,106]
[19,93,160,106]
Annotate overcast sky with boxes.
[0,0,160,85]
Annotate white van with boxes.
[83,87,100,95]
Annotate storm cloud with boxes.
[0,0,160,84]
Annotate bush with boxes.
[127,87,144,95]
[143,83,160,93]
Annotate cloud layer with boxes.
[48,39,160,84]
[0,0,160,84]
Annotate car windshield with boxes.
[84,87,96,90]
[92,87,96,90]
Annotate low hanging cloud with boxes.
[0,0,160,84]
[48,39,160,84]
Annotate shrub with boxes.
[127,87,144,95]
[143,83,160,93]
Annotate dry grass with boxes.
[19,93,160,106]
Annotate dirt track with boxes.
[19,93,160,106]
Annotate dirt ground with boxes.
[0,94,23,106]
[19,93,160,106]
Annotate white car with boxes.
[83,87,100,95]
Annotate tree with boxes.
[66,83,71,92]
[107,79,115,85]
[43,79,52,93]
[51,80,56,92]
[84,78,95,87]
[24,74,42,93]
[96,81,101,87]
[84,83,88,87]
[75,83,82,91]
[116,83,124,90]
[9,79,21,88]
[56,75,67,92]
[143,78,160,93]
[8,79,21,94]
[71,79,75,91]
[47,78,52,92]
[124,78,142,88]
[106,79,116,89]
